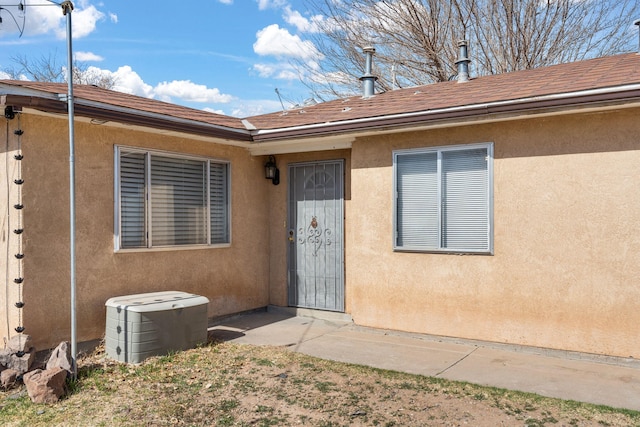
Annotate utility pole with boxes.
[60,0,78,381]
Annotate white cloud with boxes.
[55,5,105,39]
[0,1,106,40]
[110,66,155,98]
[109,13,118,24]
[23,6,62,37]
[0,71,10,79]
[256,0,288,10]
[203,107,227,115]
[276,69,299,80]
[230,99,286,118]
[283,6,323,33]
[253,63,276,78]
[75,51,104,62]
[252,62,303,80]
[253,24,322,60]
[154,80,233,104]
[82,65,233,106]
[218,0,233,4]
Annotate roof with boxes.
[2,53,640,144]
[247,53,640,131]
[0,80,251,141]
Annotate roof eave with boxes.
[1,93,252,142]
[249,85,640,142]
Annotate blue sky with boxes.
[0,0,327,117]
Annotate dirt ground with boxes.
[1,342,638,426]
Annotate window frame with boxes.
[114,145,231,252]
[392,142,494,255]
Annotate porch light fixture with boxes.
[265,155,280,185]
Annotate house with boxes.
[1,51,639,358]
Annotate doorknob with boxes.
[288,229,295,242]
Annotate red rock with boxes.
[23,367,67,404]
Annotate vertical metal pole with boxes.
[635,20,640,54]
[62,0,77,380]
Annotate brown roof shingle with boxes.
[247,53,640,130]
[1,80,246,130]
[2,52,640,139]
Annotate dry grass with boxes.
[1,341,639,426]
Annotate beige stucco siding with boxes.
[5,104,639,358]
[16,114,269,350]
[345,108,640,357]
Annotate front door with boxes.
[288,160,344,312]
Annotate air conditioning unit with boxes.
[105,291,209,364]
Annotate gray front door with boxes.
[288,160,344,312]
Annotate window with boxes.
[115,147,230,250]
[393,143,493,254]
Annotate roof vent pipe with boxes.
[359,46,378,98]
[635,19,640,54]
[455,40,471,82]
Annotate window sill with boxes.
[114,243,231,253]
[393,247,494,256]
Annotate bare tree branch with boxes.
[3,52,117,89]
[298,0,640,98]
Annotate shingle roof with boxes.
[0,80,246,130]
[2,52,640,139]
[247,53,640,130]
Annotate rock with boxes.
[7,350,35,374]
[46,341,73,376]
[7,334,32,353]
[23,367,67,404]
[0,349,10,368]
[1,369,18,389]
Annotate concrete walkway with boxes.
[208,307,640,411]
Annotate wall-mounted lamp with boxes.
[265,155,280,185]
[5,106,16,120]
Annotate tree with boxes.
[301,0,640,99]
[3,52,117,89]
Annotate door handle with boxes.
[288,229,295,242]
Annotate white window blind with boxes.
[441,148,489,251]
[394,143,493,254]
[119,152,146,249]
[210,162,229,244]
[150,156,208,246]
[396,152,439,248]
[116,147,230,250]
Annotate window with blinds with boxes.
[393,143,493,254]
[116,147,230,250]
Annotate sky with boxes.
[0,0,330,117]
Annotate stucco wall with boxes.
[345,108,640,358]
[7,105,639,357]
[16,114,270,350]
